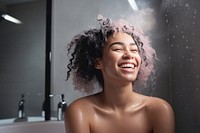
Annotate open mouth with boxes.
[118,63,135,69]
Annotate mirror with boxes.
[0,0,47,124]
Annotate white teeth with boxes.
[120,64,134,68]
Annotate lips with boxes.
[118,63,135,69]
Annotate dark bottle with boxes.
[42,101,45,117]
[57,94,67,121]
[18,94,25,118]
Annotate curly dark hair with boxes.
[66,15,156,93]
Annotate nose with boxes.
[122,50,134,59]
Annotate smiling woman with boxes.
[100,32,142,84]
[64,15,175,133]
[66,15,156,93]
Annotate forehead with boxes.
[106,32,135,45]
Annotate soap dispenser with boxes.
[57,94,67,121]
[18,94,25,118]
[41,100,46,117]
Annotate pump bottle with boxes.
[57,94,67,121]
[18,94,25,118]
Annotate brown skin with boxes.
[65,33,175,133]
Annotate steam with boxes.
[125,8,156,32]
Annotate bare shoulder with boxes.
[64,94,97,133]
[66,94,96,115]
[142,95,175,133]
[135,93,173,113]
[145,96,173,112]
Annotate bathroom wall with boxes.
[161,0,200,132]
[52,0,200,133]
[0,0,46,119]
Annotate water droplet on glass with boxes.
[165,19,169,23]
[192,22,196,25]
[185,3,189,8]
[194,9,197,14]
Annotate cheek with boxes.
[101,54,119,73]
[136,55,142,67]
[102,56,117,68]
[139,56,142,64]
[102,52,119,64]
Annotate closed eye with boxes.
[113,48,123,51]
[131,49,138,52]
[111,45,123,51]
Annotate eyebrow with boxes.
[109,42,137,48]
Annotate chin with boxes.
[123,76,137,82]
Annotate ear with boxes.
[95,59,103,69]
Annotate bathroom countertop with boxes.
[0,120,65,133]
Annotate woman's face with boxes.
[97,32,141,84]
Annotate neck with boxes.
[101,82,137,110]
